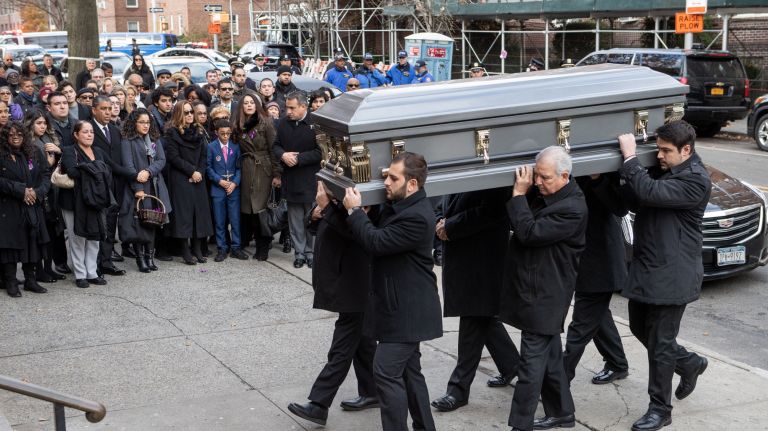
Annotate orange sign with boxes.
[675,13,704,34]
[686,0,707,14]
[208,23,221,34]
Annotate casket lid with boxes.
[311,64,688,135]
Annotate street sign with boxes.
[203,4,223,12]
[686,0,707,14]
[675,13,704,34]
[211,13,221,24]
[149,7,164,12]
[208,23,222,34]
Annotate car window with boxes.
[105,55,131,73]
[579,53,607,66]
[607,53,633,64]
[264,47,283,57]
[154,62,214,84]
[637,53,683,77]
[686,57,745,79]
[208,51,230,62]
[10,48,46,61]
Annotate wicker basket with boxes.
[135,194,166,227]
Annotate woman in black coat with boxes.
[0,121,51,297]
[163,101,213,264]
[125,54,155,90]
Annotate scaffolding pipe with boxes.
[722,14,729,51]
[595,18,600,51]
[544,20,549,69]
[654,17,660,48]
[501,19,506,74]
[461,20,466,76]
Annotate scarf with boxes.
[143,134,156,159]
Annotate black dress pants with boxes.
[98,205,119,267]
[563,292,628,382]
[446,316,520,401]
[374,342,436,431]
[508,331,574,431]
[628,300,702,415]
[308,312,377,408]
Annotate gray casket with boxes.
[311,64,688,205]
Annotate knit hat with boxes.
[277,65,292,76]
[265,101,280,111]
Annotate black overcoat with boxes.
[500,180,588,336]
[91,119,135,204]
[272,114,322,204]
[574,174,628,293]
[440,187,511,317]
[346,189,443,343]
[0,148,51,249]
[308,201,372,313]
[619,153,711,305]
[60,145,112,241]
[163,126,214,239]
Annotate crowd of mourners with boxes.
[0,52,338,297]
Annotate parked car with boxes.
[238,41,301,69]
[747,94,768,151]
[122,56,221,85]
[246,71,341,97]
[58,52,132,80]
[621,165,768,281]
[576,48,751,137]
[0,44,46,67]
[148,47,230,71]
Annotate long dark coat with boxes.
[118,136,173,242]
[308,201,372,313]
[90,119,135,204]
[60,145,112,241]
[500,180,588,336]
[346,189,443,343]
[237,116,279,214]
[0,148,51,250]
[272,114,322,204]
[575,174,629,293]
[619,153,711,305]
[163,126,214,239]
[440,187,511,317]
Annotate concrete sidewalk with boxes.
[1,247,767,431]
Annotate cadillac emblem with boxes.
[718,218,735,228]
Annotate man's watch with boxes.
[347,206,361,216]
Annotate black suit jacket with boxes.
[347,189,443,343]
[90,119,135,199]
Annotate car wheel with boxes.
[695,122,722,138]
[756,114,768,152]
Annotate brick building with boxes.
[0,3,21,33]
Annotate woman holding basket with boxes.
[119,108,172,273]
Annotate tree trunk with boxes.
[66,0,99,85]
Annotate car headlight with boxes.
[754,95,767,106]
[741,180,768,219]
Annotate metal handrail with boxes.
[0,375,106,430]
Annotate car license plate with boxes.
[711,87,724,96]
[717,246,746,266]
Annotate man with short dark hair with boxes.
[211,78,238,113]
[57,80,91,121]
[272,91,322,268]
[205,69,219,86]
[503,146,587,431]
[618,121,711,431]
[342,151,443,431]
[257,78,283,112]
[41,54,64,82]
[148,86,174,131]
[46,91,75,148]
[231,67,257,96]
[101,62,114,78]
[274,66,298,104]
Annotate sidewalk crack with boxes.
[76,291,185,336]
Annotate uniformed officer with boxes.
[527,57,545,72]
[279,54,302,75]
[386,50,415,86]
[355,52,387,89]
[252,54,270,72]
[468,62,486,78]
[411,60,434,84]
[325,53,354,92]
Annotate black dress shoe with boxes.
[306,259,313,269]
[631,410,671,431]
[592,368,629,385]
[6,284,22,297]
[110,250,125,262]
[75,279,90,288]
[340,396,379,411]
[24,279,48,294]
[488,373,516,387]
[675,357,707,400]
[214,250,228,262]
[87,276,108,286]
[430,394,467,412]
[533,414,575,429]
[293,258,306,268]
[231,249,249,260]
[55,263,72,274]
[100,264,126,276]
[36,271,57,283]
[287,401,328,426]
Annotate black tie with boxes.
[103,125,111,144]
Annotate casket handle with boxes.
[556,119,571,153]
[635,109,649,143]
[475,129,491,165]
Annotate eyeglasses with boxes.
[183,110,194,115]
[79,95,94,100]
[219,87,233,91]
[347,84,359,88]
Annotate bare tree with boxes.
[66,0,99,84]
[6,0,67,31]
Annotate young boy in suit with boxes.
[206,120,248,261]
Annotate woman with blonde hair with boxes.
[100,77,117,96]
[163,100,213,264]
[111,85,132,120]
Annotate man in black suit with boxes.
[502,146,588,431]
[90,96,135,275]
[343,152,443,431]
[209,78,238,114]
[287,181,378,426]
[40,54,64,82]
[430,187,521,413]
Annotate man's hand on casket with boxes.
[316,181,331,210]
[513,165,534,197]
[618,133,637,161]
[343,187,362,210]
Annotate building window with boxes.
[127,21,140,32]
[126,0,138,8]
[231,14,239,36]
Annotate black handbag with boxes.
[258,187,288,237]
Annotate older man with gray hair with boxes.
[501,146,588,431]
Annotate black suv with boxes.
[747,94,768,151]
[577,48,751,137]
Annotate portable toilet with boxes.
[404,32,454,82]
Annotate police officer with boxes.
[355,52,387,89]
[411,60,434,84]
[278,54,302,75]
[325,53,354,92]
[468,62,486,78]
[386,50,414,86]
[251,54,270,72]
